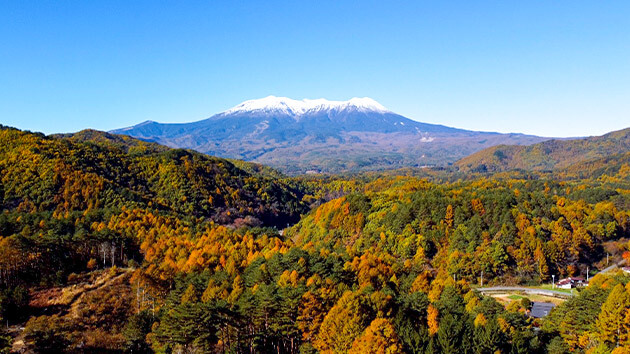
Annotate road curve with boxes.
[600,259,626,274]
[476,286,575,298]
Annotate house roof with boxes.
[557,277,585,285]
[556,279,572,285]
[530,302,555,318]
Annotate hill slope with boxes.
[0,126,306,226]
[455,127,630,172]
[557,150,630,181]
[0,125,310,290]
[112,96,548,174]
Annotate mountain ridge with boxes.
[455,127,630,172]
[112,96,550,174]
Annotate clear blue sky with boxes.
[1,1,629,137]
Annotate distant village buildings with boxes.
[555,276,587,289]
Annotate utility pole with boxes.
[587,266,589,282]
[552,274,555,289]
[480,270,484,287]
[136,279,140,313]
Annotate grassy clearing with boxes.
[490,292,567,306]
[532,284,575,294]
[525,294,566,305]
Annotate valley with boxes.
[4,1,629,352]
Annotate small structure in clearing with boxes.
[556,277,587,289]
[530,302,555,318]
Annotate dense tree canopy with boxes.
[1,125,630,353]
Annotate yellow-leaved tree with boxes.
[597,284,630,346]
[427,304,439,336]
[313,291,372,353]
[348,318,401,354]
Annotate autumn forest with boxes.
[2,125,630,353]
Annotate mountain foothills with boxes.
[456,128,630,173]
[113,96,548,174]
[2,124,630,353]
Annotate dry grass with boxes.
[15,268,134,353]
[491,293,566,306]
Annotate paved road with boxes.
[600,259,626,274]
[476,286,575,298]
[478,260,627,299]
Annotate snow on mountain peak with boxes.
[346,97,388,112]
[223,96,390,116]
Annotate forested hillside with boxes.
[456,128,630,173]
[2,126,630,353]
[0,126,315,351]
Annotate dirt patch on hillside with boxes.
[12,268,134,353]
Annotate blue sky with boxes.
[1,1,629,137]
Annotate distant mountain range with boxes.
[455,127,630,173]
[113,96,549,174]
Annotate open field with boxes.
[531,284,576,294]
[491,293,566,306]
[475,286,574,298]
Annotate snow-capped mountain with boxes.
[112,96,549,174]
[223,96,389,117]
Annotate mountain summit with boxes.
[112,96,549,174]
[223,96,390,117]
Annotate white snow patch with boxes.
[224,96,390,116]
